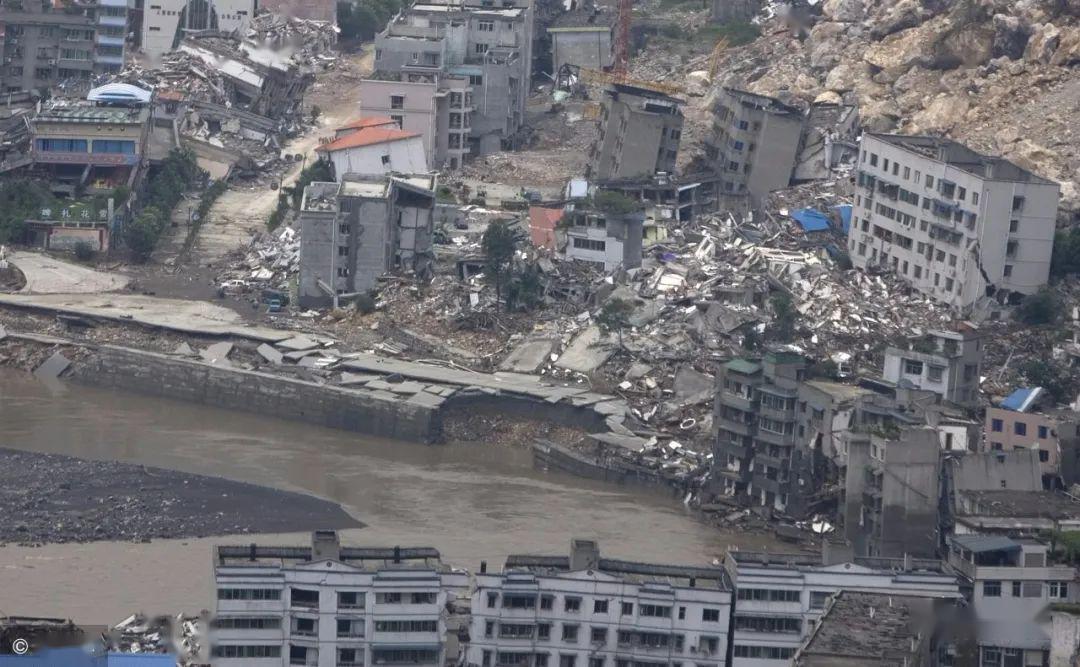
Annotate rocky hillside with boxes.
[709,0,1080,215]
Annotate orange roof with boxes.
[318,127,422,153]
[337,116,399,132]
[529,206,563,250]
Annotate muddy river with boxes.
[0,368,783,623]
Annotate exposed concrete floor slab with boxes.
[9,251,130,294]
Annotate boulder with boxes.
[813,90,844,105]
[824,58,870,92]
[909,94,971,133]
[822,0,864,22]
[1049,27,1080,66]
[991,13,1032,59]
[1025,22,1061,63]
[869,0,923,40]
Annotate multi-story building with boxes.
[211,531,469,667]
[358,77,472,170]
[848,133,1061,312]
[317,116,429,179]
[0,0,129,94]
[299,173,435,308]
[140,0,255,63]
[467,539,733,667]
[946,534,1077,667]
[984,386,1080,488]
[29,94,150,194]
[547,9,612,74]
[560,201,643,272]
[367,0,533,161]
[704,88,803,200]
[587,83,683,182]
[723,543,960,667]
[793,592,942,667]
[882,325,983,408]
[712,352,805,514]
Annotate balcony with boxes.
[719,390,754,411]
[719,419,754,437]
[758,404,795,421]
[95,34,123,46]
[755,428,795,447]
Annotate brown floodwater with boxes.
[0,367,785,623]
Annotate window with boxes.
[1038,425,1049,439]
[338,245,349,257]
[36,138,88,153]
[1022,582,1043,598]
[290,588,319,608]
[926,174,934,188]
[562,624,579,642]
[1012,581,1022,597]
[1040,449,1050,462]
[701,608,720,622]
[734,616,801,634]
[477,20,494,30]
[213,617,281,629]
[376,620,438,633]
[475,43,489,54]
[1009,219,1019,233]
[484,621,495,638]
[1004,264,1013,278]
[541,595,554,610]
[537,656,549,667]
[621,602,633,615]
[639,604,671,618]
[90,140,135,154]
[904,359,924,375]
[293,617,316,635]
[503,595,537,609]
[1050,581,1069,599]
[928,365,944,382]
[338,618,364,637]
[1012,195,1025,211]
[992,418,1003,433]
[1015,422,1027,436]
[469,74,483,85]
[390,95,404,110]
[537,624,551,640]
[732,140,744,151]
[869,153,878,167]
[381,154,391,165]
[983,581,1002,597]
[339,648,361,666]
[736,588,801,602]
[565,597,581,613]
[593,600,608,614]
[589,660,603,667]
[677,606,685,620]
[212,645,281,658]
[732,646,794,660]
[371,648,439,664]
[571,238,605,252]
[808,591,831,610]
[487,592,498,608]
[559,656,576,667]
[218,588,281,600]
[903,166,910,179]
[497,624,534,639]
[590,627,607,644]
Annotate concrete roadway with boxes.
[9,251,131,294]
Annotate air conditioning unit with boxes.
[48,59,56,65]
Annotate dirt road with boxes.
[191,48,374,267]
[8,251,130,294]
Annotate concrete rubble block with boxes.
[200,341,234,366]
[498,338,559,373]
[555,325,615,373]
[172,342,197,357]
[407,392,445,409]
[387,381,427,395]
[34,351,72,379]
[338,372,382,385]
[276,335,319,351]
[256,343,284,365]
[284,348,321,362]
[674,365,715,398]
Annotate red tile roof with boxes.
[318,127,421,153]
[529,206,563,250]
[337,116,399,132]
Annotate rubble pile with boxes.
[217,226,299,300]
[108,613,207,666]
[246,12,339,64]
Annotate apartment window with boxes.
[572,238,605,252]
[958,186,967,200]
[503,595,537,609]
[469,74,483,85]
[293,617,316,636]
[390,115,404,128]
[337,618,365,638]
[338,245,349,257]
[904,359,923,375]
[475,43,489,54]
[218,588,281,600]
[537,624,551,640]
[869,153,878,167]
[1015,422,1027,436]
[540,595,554,610]
[588,660,603,667]
[375,48,382,60]
[945,277,954,291]
[565,597,581,613]
[1012,195,1025,211]
[212,645,281,658]
[478,20,494,30]
[892,162,899,176]
[487,592,498,608]
[925,174,934,188]
[992,442,1003,451]
[559,656,576,667]
[1038,425,1049,439]
[737,588,801,602]
[484,621,494,638]
[639,605,671,618]
[1050,581,1069,598]
[621,602,633,615]
[914,265,922,279]
[381,154,391,165]
[1012,581,1022,597]
[1040,449,1050,462]
[562,624,579,643]
[732,140,744,151]
[972,191,979,205]
[390,95,404,110]
[339,648,361,666]
[36,139,88,153]
[701,608,720,622]
[290,588,319,608]
[983,581,1002,597]
[213,617,281,630]
[590,627,607,644]
[537,657,549,667]
[883,158,889,171]
[736,120,748,130]
[593,600,608,614]
[734,616,801,634]
[857,242,866,256]
[1022,582,1043,598]
[1004,265,1013,278]
[992,418,1003,432]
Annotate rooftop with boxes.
[215,543,443,568]
[722,87,802,117]
[802,379,872,402]
[725,358,761,375]
[869,134,1057,185]
[549,9,614,29]
[337,116,399,132]
[956,490,1080,519]
[949,533,1022,554]
[1000,387,1045,413]
[728,551,948,574]
[799,592,933,664]
[318,126,421,152]
[36,104,148,125]
[503,555,731,590]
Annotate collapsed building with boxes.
[299,173,436,308]
[848,134,1062,314]
[587,83,683,182]
[362,0,535,166]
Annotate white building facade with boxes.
[467,541,733,667]
[141,0,255,63]
[848,134,1060,312]
[723,548,961,667]
[212,533,468,667]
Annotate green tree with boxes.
[1018,288,1059,325]
[0,179,53,243]
[1051,227,1080,278]
[125,206,165,261]
[595,297,636,348]
[506,262,544,312]
[482,219,518,311]
[767,293,797,342]
[1020,358,1079,405]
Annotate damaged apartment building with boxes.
[360,0,534,168]
[848,133,1061,314]
[139,0,256,63]
[0,0,129,93]
[298,173,436,308]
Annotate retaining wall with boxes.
[67,344,438,442]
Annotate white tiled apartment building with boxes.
[848,134,1060,312]
[211,531,469,667]
[467,540,733,667]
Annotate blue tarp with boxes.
[0,648,175,667]
[790,207,831,233]
[834,204,852,233]
[1001,387,1043,412]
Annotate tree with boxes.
[482,219,518,311]
[506,262,544,312]
[767,292,797,342]
[1051,228,1080,278]
[1020,358,1079,405]
[595,298,636,348]
[1018,288,1059,325]
[125,206,164,261]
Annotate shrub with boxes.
[1018,289,1059,325]
[73,241,95,262]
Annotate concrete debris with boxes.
[33,351,71,379]
[172,342,197,357]
[256,343,284,365]
[200,341,234,366]
[218,226,300,301]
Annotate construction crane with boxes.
[612,0,632,76]
[707,37,730,81]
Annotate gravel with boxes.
[0,448,362,546]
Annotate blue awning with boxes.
[1001,387,1043,412]
[790,207,831,233]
